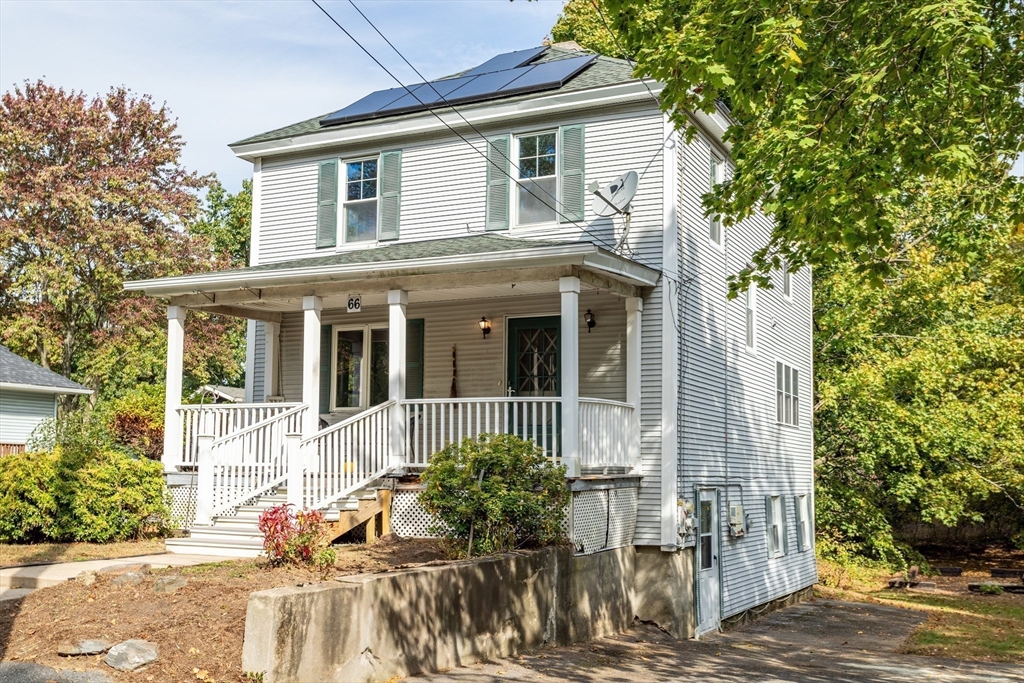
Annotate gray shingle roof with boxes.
[231,48,641,147]
[0,345,91,393]
[223,234,574,274]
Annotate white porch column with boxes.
[626,297,643,472]
[264,320,281,398]
[301,295,323,438]
[388,290,408,470]
[162,305,186,473]
[559,276,581,478]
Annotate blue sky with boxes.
[0,0,567,191]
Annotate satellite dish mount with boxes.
[590,170,639,253]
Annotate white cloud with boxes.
[1,0,565,190]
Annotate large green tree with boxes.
[581,0,1024,288]
[0,81,243,397]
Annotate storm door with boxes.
[505,316,561,455]
[696,488,722,636]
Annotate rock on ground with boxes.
[104,639,158,671]
[153,574,188,593]
[0,661,112,683]
[110,571,145,587]
[58,639,114,656]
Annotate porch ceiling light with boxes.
[584,309,596,332]
[479,316,491,339]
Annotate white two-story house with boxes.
[126,43,816,637]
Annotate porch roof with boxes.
[123,235,660,301]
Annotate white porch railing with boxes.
[402,397,562,465]
[578,398,635,468]
[298,400,393,510]
[195,404,307,523]
[178,403,300,467]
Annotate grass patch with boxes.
[817,557,1024,664]
[0,539,166,567]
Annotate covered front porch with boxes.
[127,235,658,523]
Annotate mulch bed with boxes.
[0,537,446,682]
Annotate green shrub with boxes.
[419,433,570,557]
[0,448,168,543]
[26,409,111,457]
[105,384,165,460]
[0,450,59,542]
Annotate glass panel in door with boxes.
[506,316,561,454]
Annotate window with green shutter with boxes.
[316,160,338,249]
[558,123,585,223]
[378,150,402,241]
[486,135,511,230]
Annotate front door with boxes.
[696,488,721,635]
[506,316,560,452]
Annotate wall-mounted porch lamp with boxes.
[584,309,596,333]
[479,316,491,339]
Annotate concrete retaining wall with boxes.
[243,546,639,683]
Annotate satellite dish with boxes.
[590,170,638,217]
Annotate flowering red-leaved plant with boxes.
[257,504,335,573]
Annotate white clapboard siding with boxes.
[251,321,266,403]
[677,131,816,618]
[0,388,56,444]
[270,290,627,410]
[256,105,665,265]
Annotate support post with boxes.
[163,306,187,472]
[264,320,281,398]
[285,433,303,509]
[559,276,581,478]
[626,297,643,472]
[194,433,214,525]
[388,290,408,470]
[301,296,323,438]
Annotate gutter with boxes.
[0,382,93,396]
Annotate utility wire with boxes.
[589,0,661,108]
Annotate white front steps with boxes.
[168,487,372,558]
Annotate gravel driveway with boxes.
[415,599,1023,682]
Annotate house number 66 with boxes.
[347,295,361,313]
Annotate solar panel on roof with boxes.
[461,46,549,77]
[319,49,597,128]
[499,54,598,95]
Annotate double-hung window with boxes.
[766,495,786,558]
[516,131,558,225]
[709,155,723,246]
[782,260,792,299]
[745,285,757,350]
[344,158,379,243]
[776,361,799,426]
[795,494,812,552]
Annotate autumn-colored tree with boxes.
[191,177,252,267]
[0,81,242,397]
[550,0,624,58]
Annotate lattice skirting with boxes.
[388,483,638,556]
[167,480,197,530]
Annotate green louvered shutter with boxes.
[406,319,424,400]
[558,124,585,223]
[319,325,332,414]
[316,160,338,248]
[765,496,775,558]
[378,150,402,241]
[485,135,511,231]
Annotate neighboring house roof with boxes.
[0,345,92,395]
[124,234,661,297]
[232,46,639,147]
[198,384,245,403]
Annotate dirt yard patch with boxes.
[817,549,1024,664]
[0,537,445,682]
[0,539,167,568]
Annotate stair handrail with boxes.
[196,404,308,523]
[298,400,394,510]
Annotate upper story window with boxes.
[516,131,558,225]
[745,284,757,350]
[344,158,378,243]
[782,259,792,298]
[766,495,786,558]
[709,155,723,246]
[776,360,799,426]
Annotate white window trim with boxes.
[775,359,800,428]
[745,284,757,353]
[781,260,793,301]
[769,495,785,558]
[797,494,811,552]
[708,153,725,251]
[329,323,388,413]
[339,155,381,247]
[511,129,560,230]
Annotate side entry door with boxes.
[697,488,721,635]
